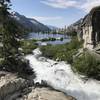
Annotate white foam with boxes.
[25,48,100,100]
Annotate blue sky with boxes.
[11,0,100,28]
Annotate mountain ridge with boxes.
[11,12,50,32]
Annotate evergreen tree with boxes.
[0,0,33,75]
[0,0,10,21]
[0,0,20,71]
[2,18,21,70]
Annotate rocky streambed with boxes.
[0,48,100,100]
[0,71,76,100]
[26,48,100,100]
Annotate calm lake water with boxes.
[26,32,71,45]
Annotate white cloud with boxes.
[40,0,100,12]
[33,16,62,21]
[41,0,78,9]
[80,0,100,12]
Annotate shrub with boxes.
[40,36,82,63]
[40,45,58,59]
[73,53,100,79]
[20,39,38,55]
[41,38,56,42]
[67,31,77,37]
[60,38,63,41]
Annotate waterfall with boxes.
[26,48,100,100]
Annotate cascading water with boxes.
[26,48,100,100]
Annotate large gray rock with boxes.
[0,71,76,100]
[26,87,76,100]
[82,6,100,50]
[0,71,27,100]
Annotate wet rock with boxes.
[26,87,76,100]
[0,71,76,100]
[38,57,47,62]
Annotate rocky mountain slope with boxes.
[47,25,59,30]
[66,18,83,34]
[11,12,50,32]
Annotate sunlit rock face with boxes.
[26,87,76,100]
[0,71,27,100]
[0,71,75,100]
[67,6,100,50]
[82,6,100,49]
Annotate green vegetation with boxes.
[20,39,38,55]
[0,0,34,75]
[40,37,83,63]
[0,0,99,80]
[0,0,19,71]
[41,37,56,42]
[66,31,77,37]
[40,36,100,80]
[73,53,100,79]
[40,37,64,42]
[60,37,63,41]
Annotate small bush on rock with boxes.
[73,53,100,79]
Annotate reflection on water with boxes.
[26,32,71,45]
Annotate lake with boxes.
[26,32,71,45]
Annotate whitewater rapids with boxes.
[26,48,100,100]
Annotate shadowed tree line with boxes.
[0,0,34,75]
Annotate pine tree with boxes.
[0,0,10,21]
[0,0,20,71]
[0,0,33,75]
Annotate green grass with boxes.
[73,53,100,79]
[20,39,38,55]
[40,37,83,63]
[40,37,100,80]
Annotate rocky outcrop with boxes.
[67,6,100,51]
[0,71,76,100]
[82,6,100,50]
[0,71,29,100]
[67,19,83,33]
[66,18,83,41]
[26,87,76,100]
